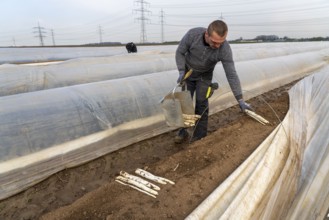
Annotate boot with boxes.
[174,129,189,144]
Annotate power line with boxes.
[12,37,16,47]
[1,1,328,46]
[33,22,47,46]
[220,12,224,20]
[159,9,165,43]
[134,0,151,43]
[150,0,269,8]
[51,29,56,46]
[98,25,104,43]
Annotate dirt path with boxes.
[0,82,293,220]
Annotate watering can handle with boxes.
[179,69,193,84]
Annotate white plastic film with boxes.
[1,42,328,64]
[211,48,329,114]
[1,42,329,97]
[0,43,328,202]
[0,46,126,64]
[0,45,178,64]
[187,66,329,220]
[0,52,176,96]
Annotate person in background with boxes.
[174,20,253,144]
[126,42,137,53]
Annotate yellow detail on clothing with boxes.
[206,87,212,98]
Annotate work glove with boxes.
[177,71,185,85]
[238,99,253,112]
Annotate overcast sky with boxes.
[1,0,328,46]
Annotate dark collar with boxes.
[203,32,210,46]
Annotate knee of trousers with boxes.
[195,100,209,116]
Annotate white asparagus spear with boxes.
[182,114,201,120]
[115,176,158,195]
[184,121,195,127]
[135,168,175,185]
[119,171,160,191]
[184,119,197,124]
[115,180,156,198]
[245,109,270,125]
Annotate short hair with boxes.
[207,20,228,37]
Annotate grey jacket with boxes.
[175,27,243,100]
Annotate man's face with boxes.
[205,31,227,49]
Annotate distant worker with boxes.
[174,20,253,144]
[126,42,137,53]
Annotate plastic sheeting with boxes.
[231,41,329,61]
[0,45,178,64]
[0,43,328,201]
[1,42,328,64]
[210,49,329,114]
[186,66,329,220]
[0,52,176,97]
[1,42,329,97]
[0,47,125,64]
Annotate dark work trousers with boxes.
[179,77,211,139]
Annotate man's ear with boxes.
[204,31,209,42]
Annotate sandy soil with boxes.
[0,82,294,220]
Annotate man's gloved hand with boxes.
[177,71,185,84]
[238,99,253,112]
